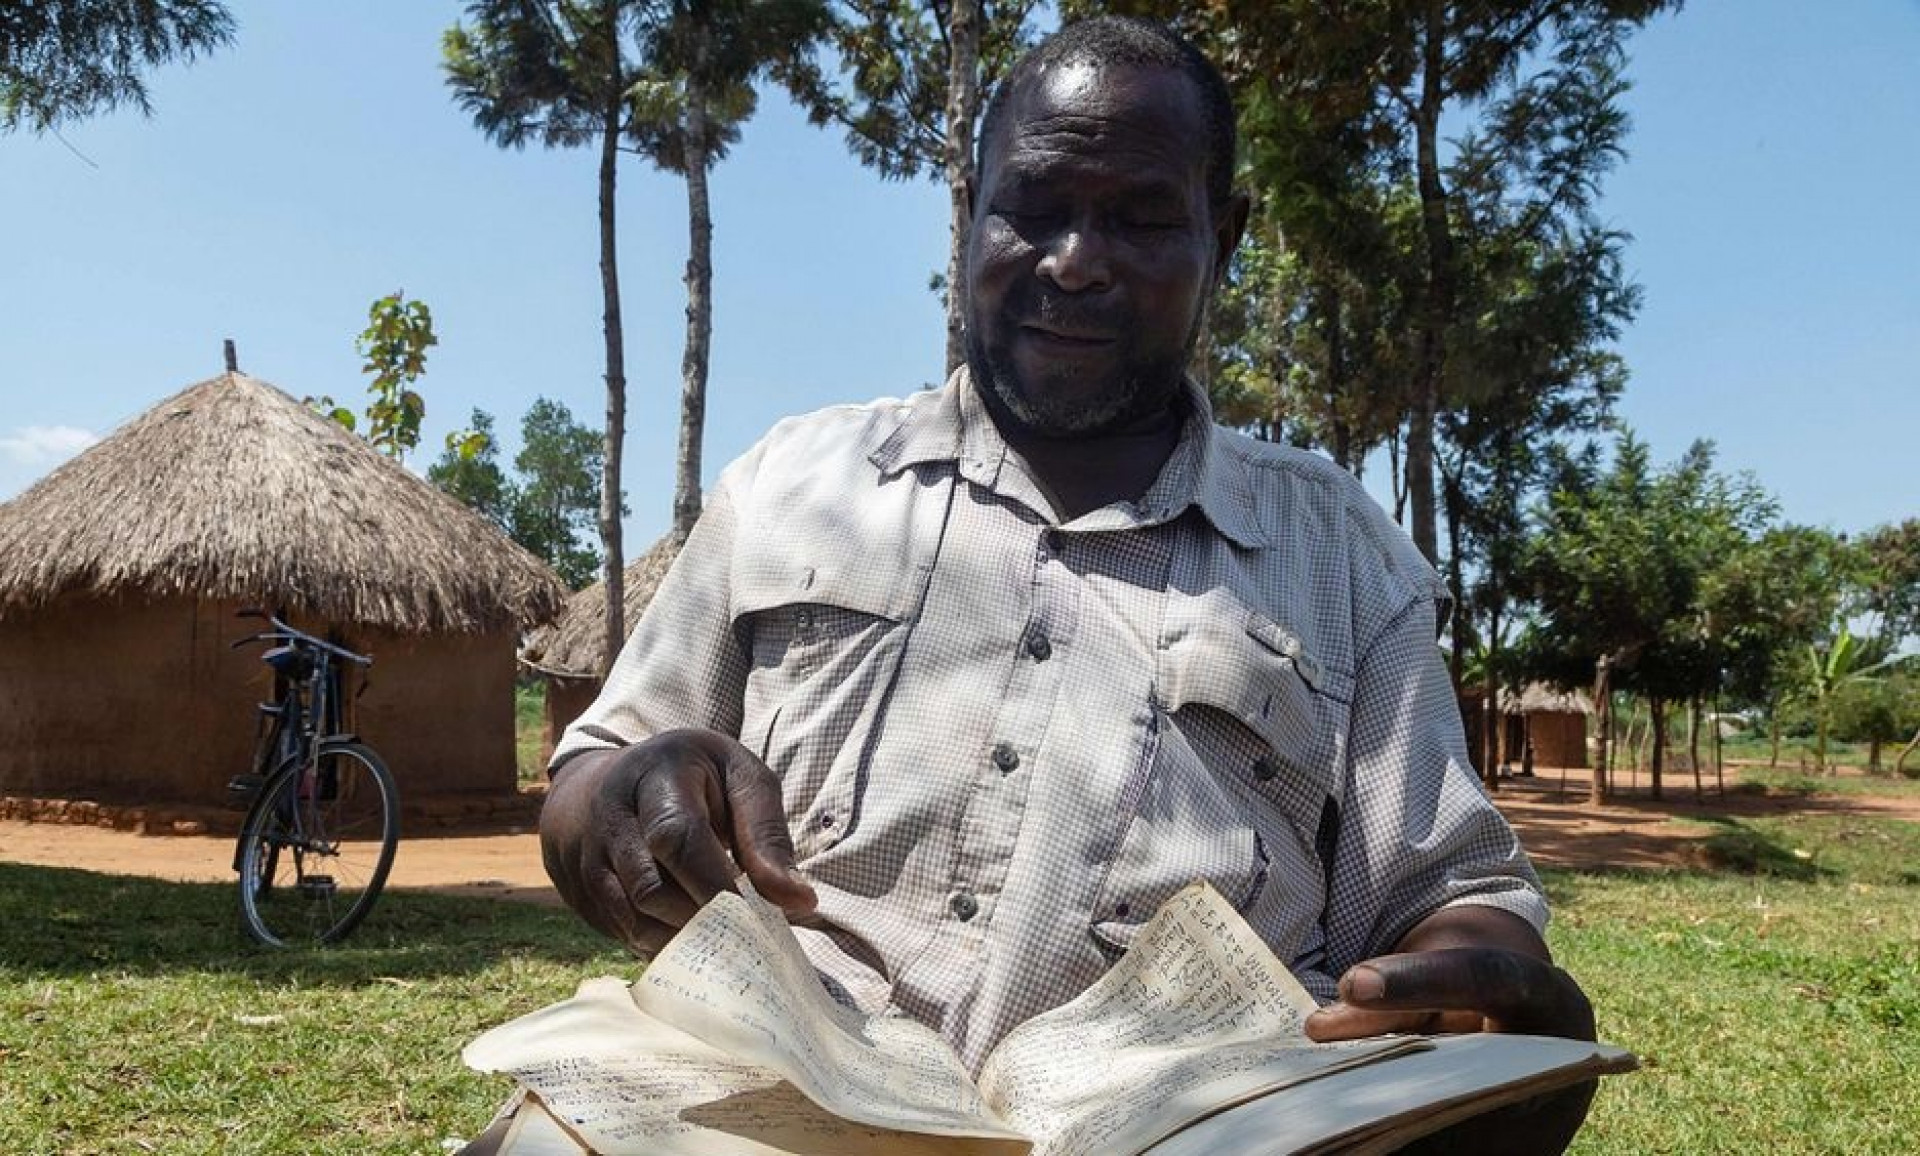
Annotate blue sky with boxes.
[1,0,1914,554]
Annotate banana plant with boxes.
[1806,625,1911,774]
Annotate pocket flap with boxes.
[730,551,916,623]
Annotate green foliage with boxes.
[428,398,607,590]
[510,397,606,589]
[805,1,1034,181]
[0,0,235,133]
[1851,518,1920,654]
[426,409,513,530]
[354,291,437,461]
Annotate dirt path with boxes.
[0,819,560,905]
[4,765,1914,898]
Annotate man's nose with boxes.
[1035,224,1113,293]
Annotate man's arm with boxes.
[539,449,814,953]
[1305,582,1598,1153]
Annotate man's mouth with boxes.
[1019,323,1116,347]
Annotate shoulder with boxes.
[1207,426,1446,623]
[718,388,939,490]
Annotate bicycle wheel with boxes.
[236,741,399,946]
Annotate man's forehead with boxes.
[991,61,1206,170]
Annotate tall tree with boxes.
[1109,1,1673,566]
[625,0,831,541]
[1,0,233,133]
[806,1,1036,374]
[446,0,648,672]
[512,397,609,590]
[428,400,608,590]
[1517,432,1774,801]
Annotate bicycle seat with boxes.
[262,645,316,679]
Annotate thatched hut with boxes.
[0,370,566,806]
[1496,684,1593,770]
[519,533,683,767]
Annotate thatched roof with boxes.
[521,533,683,679]
[1498,683,1594,715]
[0,371,565,634]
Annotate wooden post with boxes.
[223,339,238,372]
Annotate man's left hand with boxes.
[1303,946,1594,1043]
[1303,907,1598,1155]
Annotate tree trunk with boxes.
[1321,278,1353,471]
[1688,698,1703,803]
[674,21,714,543]
[1481,598,1503,793]
[942,0,980,377]
[1388,427,1407,524]
[1867,737,1883,774]
[1768,701,1782,767]
[1896,725,1919,776]
[596,95,627,676]
[1441,465,1468,691]
[1407,0,1453,566]
[1589,657,1612,804]
[1649,697,1666,802]
[1815,693,1831,776]
[1712,695,1725,796]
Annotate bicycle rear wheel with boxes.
[236,741,399,945]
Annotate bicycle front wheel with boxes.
[236,741,399,946]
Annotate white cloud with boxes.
[0,425,99,467]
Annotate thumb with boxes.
[721,746,817,915]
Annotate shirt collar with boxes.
[869,366,1265,549]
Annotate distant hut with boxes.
[1496,684,1593,770]
[0,370,566,806]
[519,534,683,768]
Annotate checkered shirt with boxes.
[555,368,1546,1071]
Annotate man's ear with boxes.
[1212,192,1251,286]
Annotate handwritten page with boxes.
[631,886,1026,1141]
[977,882,1420,1156]
[464,977,1028,1156]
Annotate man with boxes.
[541,16,1596,1152]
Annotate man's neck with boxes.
[995,403,1186,523]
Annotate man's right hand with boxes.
[539,728,818,954]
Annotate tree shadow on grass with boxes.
[0,861,623,982]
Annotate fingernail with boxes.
[1347,966,1385,1002]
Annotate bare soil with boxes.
[3,764,1915,901]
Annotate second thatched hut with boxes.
[518,533,683,769]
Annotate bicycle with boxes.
[227,608,399,946]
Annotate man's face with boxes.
[964,63,1239,438]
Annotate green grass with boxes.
[514,681,546,787]
[0,863,628,1155]
[1553,853,1920,1155]
[5,813,1918,1154]
[1730,764,1920,799]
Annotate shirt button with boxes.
[794,607,815,631]
[1253,755,1278,782]
[1025,630,1052,661]
[950,892,979,922]
[817,812,836,829]
[991,742,1020,773]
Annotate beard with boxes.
[965,292,1201,439]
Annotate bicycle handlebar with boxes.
[232,608,373,666]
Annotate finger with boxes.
[644,804,745,909]
[1343,950,1595,1039]
[1304,1003,1482,1042]
[605,828,703,929]
[721,746,818,915]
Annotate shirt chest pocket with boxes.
[731,558,919,854]
[1090,604,1352,963]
